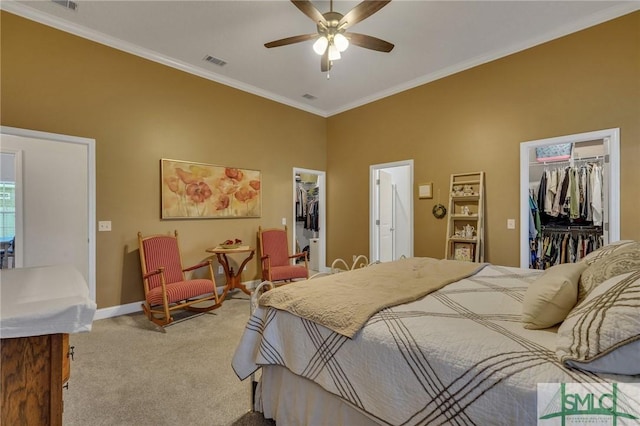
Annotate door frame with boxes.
[0,149,23,268]
[292,167,326,272]
[519,128,620,269]
[370,159,414,262]
[0,126,96,302]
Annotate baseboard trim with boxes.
[93,280,262,320]
[94,301,142,320]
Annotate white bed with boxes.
[233,255,640,425]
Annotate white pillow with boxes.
[556,270,640,375]
[578,241,640,301]
[580,240,635,266]
[521,263,585,330]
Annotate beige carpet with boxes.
[63,293,275,426]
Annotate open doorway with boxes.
[292,167,326,273]
[0,126,96,301]
[370,160,414,262]
[519,128,620,269]
[0,151,21,269]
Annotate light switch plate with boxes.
[98,221,112,232]
[507,219,516,229]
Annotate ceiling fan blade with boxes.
[265,33,318,48]
[339,1,391,29]
[321,50,331,72]
[291,0,327,25]
[346,32,394,52]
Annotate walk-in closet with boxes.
[519,128,620,269]
[295,173,320,271]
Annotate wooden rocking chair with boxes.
[138,230,221,327]
[258,225,309,283]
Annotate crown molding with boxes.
[0,1,328,118]
[3,1,637,118]
[326,2,640,117]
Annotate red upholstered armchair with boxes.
[138,230,221,327]
[258,225,309,283]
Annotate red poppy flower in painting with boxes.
[186,181,213,204]
[234,187,257,203]
[249,180,260,191]
[214,194,230,211]
[225,168,244,181]
[216,176,240,195]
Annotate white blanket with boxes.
[0,265,96,338]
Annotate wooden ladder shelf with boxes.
[445,171,485,262]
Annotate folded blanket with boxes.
[259,257,487,338]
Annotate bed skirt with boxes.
[257,365,383,426]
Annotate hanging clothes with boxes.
[529,158,605,270]
[304,186,320,232]
[296,184,307,221]
[530,227,604,270]
[590,163,603,226]
[531,161,603,228]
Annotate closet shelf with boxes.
[451,214,479,219]
[453,180,480,185]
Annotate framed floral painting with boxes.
[161,159,261,219]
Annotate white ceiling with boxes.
[3,1,639,117]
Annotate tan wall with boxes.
[327,12,640,266]
[2,11,639,309]
[0,12,327,308]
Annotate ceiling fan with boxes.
[264,0,394,72]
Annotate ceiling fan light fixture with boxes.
[328,44,341,61]
[334,33,349,52]
[313,36,328,55]
[264,0,394,72]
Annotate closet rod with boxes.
[541,226,602,234]
[529,155,604,166]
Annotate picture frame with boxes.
[418,182,433,199]
[161,159,261,219]
[453,242,474,262]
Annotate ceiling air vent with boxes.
[302,94,317,100]
[52,0,79,11]
[203,55,227,67]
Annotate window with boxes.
[0,182,15,239]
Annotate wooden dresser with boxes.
[0,265,95,425]
[1,334,72,425]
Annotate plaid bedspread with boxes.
[232,264,640,425]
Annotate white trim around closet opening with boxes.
[292,167,327,272]
[519,128,620,269]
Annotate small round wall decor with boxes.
[432,204,447,219]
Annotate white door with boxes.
[370,160,414,263]
[378,170,394,262]
[0,127,96,301]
